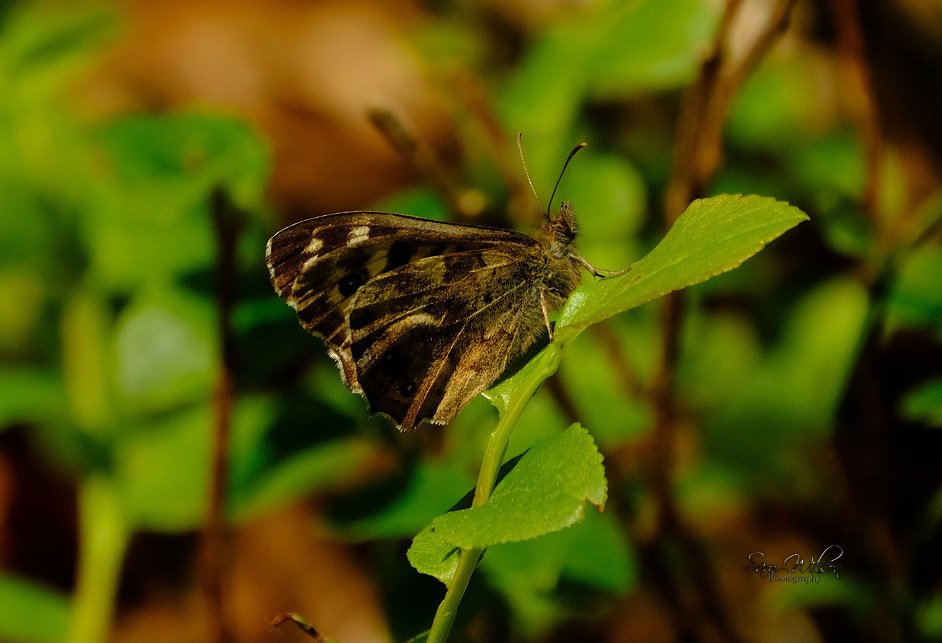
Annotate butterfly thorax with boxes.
[538,201,583,305]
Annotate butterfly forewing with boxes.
[265,212,570,430]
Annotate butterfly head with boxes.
[543,200,579,258]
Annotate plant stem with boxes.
[201,188,240,643]
[67,475,130,643]
[426,345,562,643]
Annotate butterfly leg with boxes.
[540,289,554,342]
[573,253,632,279]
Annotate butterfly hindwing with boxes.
[349,249,549,428]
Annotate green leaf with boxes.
[918,594,942,639]
[480,510,635,636]
[901,378,942,428]
[113,404,213,531]
[408,525,463,586]
[558,493,635,592]
[229,437,384,522]
[557,195,809,339]
[114,397,270,531]
[0,575,70,643]
[97,113,269,211]
[587,0,719,98]
[498,0,718,166]
[705,278,869,481]
[433,423,604,548]
[0,270,46,355]
[888,246,942,334]
[111,288,217,416]
[0,367,64,427]
[556,329,652,449]
[409,424,605,585]
[562,152,647,274]
[0,6,115,76]
[329,461,474,541]
[85,113,269,291]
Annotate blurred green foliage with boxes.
[1,1,940,642]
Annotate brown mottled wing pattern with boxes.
[265,212,551,430]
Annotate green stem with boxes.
[426,345,562,643]
[67,475,131,643]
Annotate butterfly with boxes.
[266,142,627,431]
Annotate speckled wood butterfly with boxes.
[266,143,626,431]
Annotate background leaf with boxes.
[0,576,70,643]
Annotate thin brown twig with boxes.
[654,0,799,522]
[640,1,799,641]
[201,188,241,643]
[665,0,744,221]
[544,373,581,426]
[368,107,486,220]
[827,3,915,638]
[829,0,884,243]
[450,72,535,225]
[271,612,331,642]
[591,323,644,399]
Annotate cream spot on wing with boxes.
[347,226,370,244]
[302,255,319,272]
[305,237,323,254]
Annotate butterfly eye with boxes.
[338,270,367,296]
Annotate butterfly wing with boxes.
[266,212,550,429]
[348,246,550,429]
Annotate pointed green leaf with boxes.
[558,195,808,338]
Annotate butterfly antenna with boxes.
[546,142,587,220]
[516,133,544,215]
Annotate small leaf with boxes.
[588,0,720,97]
[0,367,64,428]
[479,510,636,636]
[407,526,463,585]
[86,113,269,291]
[229,437,383,522]
[433,424,605,549]
[408,425,605,584]
[0,575,70,643]
[327,462,473,541]
[115,397,271,531]
[558,194,808,338]
[0,5,115,84]
[888,247,942,333]
[901,378,942,428]
[704,278,869,480]
[111,289,217,415]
